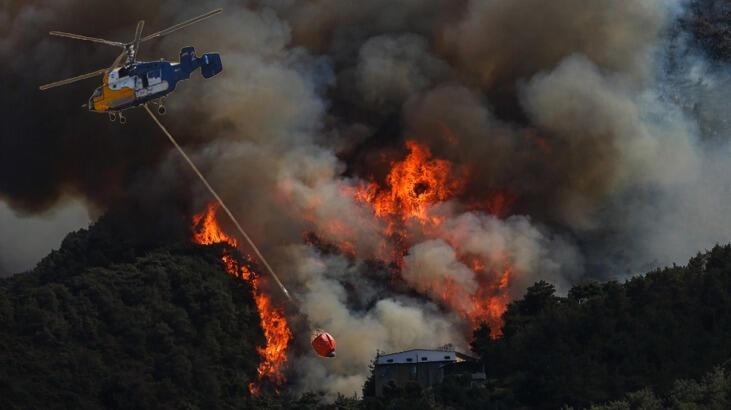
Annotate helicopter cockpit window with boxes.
[118,67,129,77]
[93,87,103,98]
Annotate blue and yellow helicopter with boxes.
[39,9,223,124]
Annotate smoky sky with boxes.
[0,199,90,276]
[2,0,731,398]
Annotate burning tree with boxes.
[191,203,292,395]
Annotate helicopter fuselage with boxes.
[89,46,222,113]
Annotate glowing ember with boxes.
[353,140,513,336]
[191,203,292,395]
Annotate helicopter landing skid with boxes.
[108,111,127,125]
[150,98,167,115]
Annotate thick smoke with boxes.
[403,239,479,308]
[427,210,583,296]
[519,55,702,230]
[441,0,667,87]
[284,244,463,396]
[3,0,731,399]
[356,34,451,110]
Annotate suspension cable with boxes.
[144,104,294,302]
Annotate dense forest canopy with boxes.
[350,245,731,409]
[469,244,731,409]
[0,220,265,409]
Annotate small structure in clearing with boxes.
[373,344,486,397]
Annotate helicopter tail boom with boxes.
[178,47,223,80]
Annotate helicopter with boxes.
[39,8,224,124]
[38,8,336,360]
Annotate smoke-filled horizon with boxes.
[2,0,730,398]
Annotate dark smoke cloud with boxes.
[442,0,667,84]
[2,0,730,399]
[356,34,451,111]
[0,2,192,211]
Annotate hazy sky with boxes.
[0,199,90,276]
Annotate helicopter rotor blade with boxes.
[49,31,125,48]
[109,50,128,71]
[140,8,222,43]
[39,68,107,91]
[129,20,145,62]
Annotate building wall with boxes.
[374,362,447,397]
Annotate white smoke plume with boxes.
[284,244,465,397]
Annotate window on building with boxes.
[386,359,393,363]
[444,355,451,360]
[421,357,428,361]
[406,358,413,362]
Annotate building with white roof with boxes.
[373,345,485,397]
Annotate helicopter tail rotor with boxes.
[200,53,223,78]
[177,47,223,80]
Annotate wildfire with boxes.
[355,140,465,225]
[191,203,292,395]
[353,140,513,336]
[460,261,513,337]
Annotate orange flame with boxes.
[469,263,512,336]
[355,140,464,225]
[353,140,512,336]
[191,203,292,395]
[192,203,238,247]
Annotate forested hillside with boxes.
[0,221,265,409]
[471,245,731,409]
[3,228,731,410]
[354,246,731,409]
